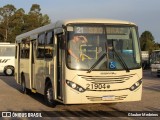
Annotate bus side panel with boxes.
[34,59,54,95]
[20,59,30,88]
[34,59,45,94]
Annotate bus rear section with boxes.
[0,43,15,76]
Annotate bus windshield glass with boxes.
[0,46,15,56]
[67,25,141,71]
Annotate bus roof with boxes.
[58,18,136,26]
[16,18,136,42]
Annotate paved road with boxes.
[0,70,159,119]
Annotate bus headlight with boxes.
[129,79,142,91]
[66,80,86,92]
[71,83,77,89]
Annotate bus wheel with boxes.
[44,83,56,107]
[4,66,14,76]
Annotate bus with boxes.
[0,43,15,76]
[150,50,160,76]
[15,19,142,107]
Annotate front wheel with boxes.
[4,66,14,76]
[44,82,56,107]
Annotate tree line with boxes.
[140,31,160,52]
[0,4,51,43]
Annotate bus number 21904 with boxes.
[86,83,110,90]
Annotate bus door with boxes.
[30,40,36,90]
[57,34,64,100]
[19,42,30,88]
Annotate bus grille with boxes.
[86,95,128,101]
[78,74,135,84]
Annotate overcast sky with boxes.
[1,0,160,42]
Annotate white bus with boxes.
[15,19,142,107]
[150,50,160,76]
[0,43,15,76]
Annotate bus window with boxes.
[67,25,141,70]
[45,31,54,58]
[0,46,15,56]
[37,33,45,58]
[46,31,54,45]
[38,33,45,45]
[20,42,30,59]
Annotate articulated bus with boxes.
[15,19,142,107]
[0,43,15,76]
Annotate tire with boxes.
[44,82,56,107]
[4,66,14,76]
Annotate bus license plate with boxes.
[86,83,109,90]
[102,95,115,100]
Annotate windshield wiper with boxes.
[87,53,106,73]
[112,48,130,72]
[87,26,109,73]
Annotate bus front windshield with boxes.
[67,25,141,71]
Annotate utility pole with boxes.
[4,8,9,42]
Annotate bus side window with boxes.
[20,42,30,59]
[46,31,54,44]
[37,33,45,58]
[45,31,54,58]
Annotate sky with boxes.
[1,0,160,42]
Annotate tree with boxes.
[23,4,50,32]
[153,42,160,50]
[9,8,25,41]
[140,31,155,52]
[0,4,51,43]
[29,4,41,14]
[0,4,16,42]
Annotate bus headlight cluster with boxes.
[129,79,142,91]
[66,80,86,92]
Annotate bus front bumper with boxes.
[63,84,142,104]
